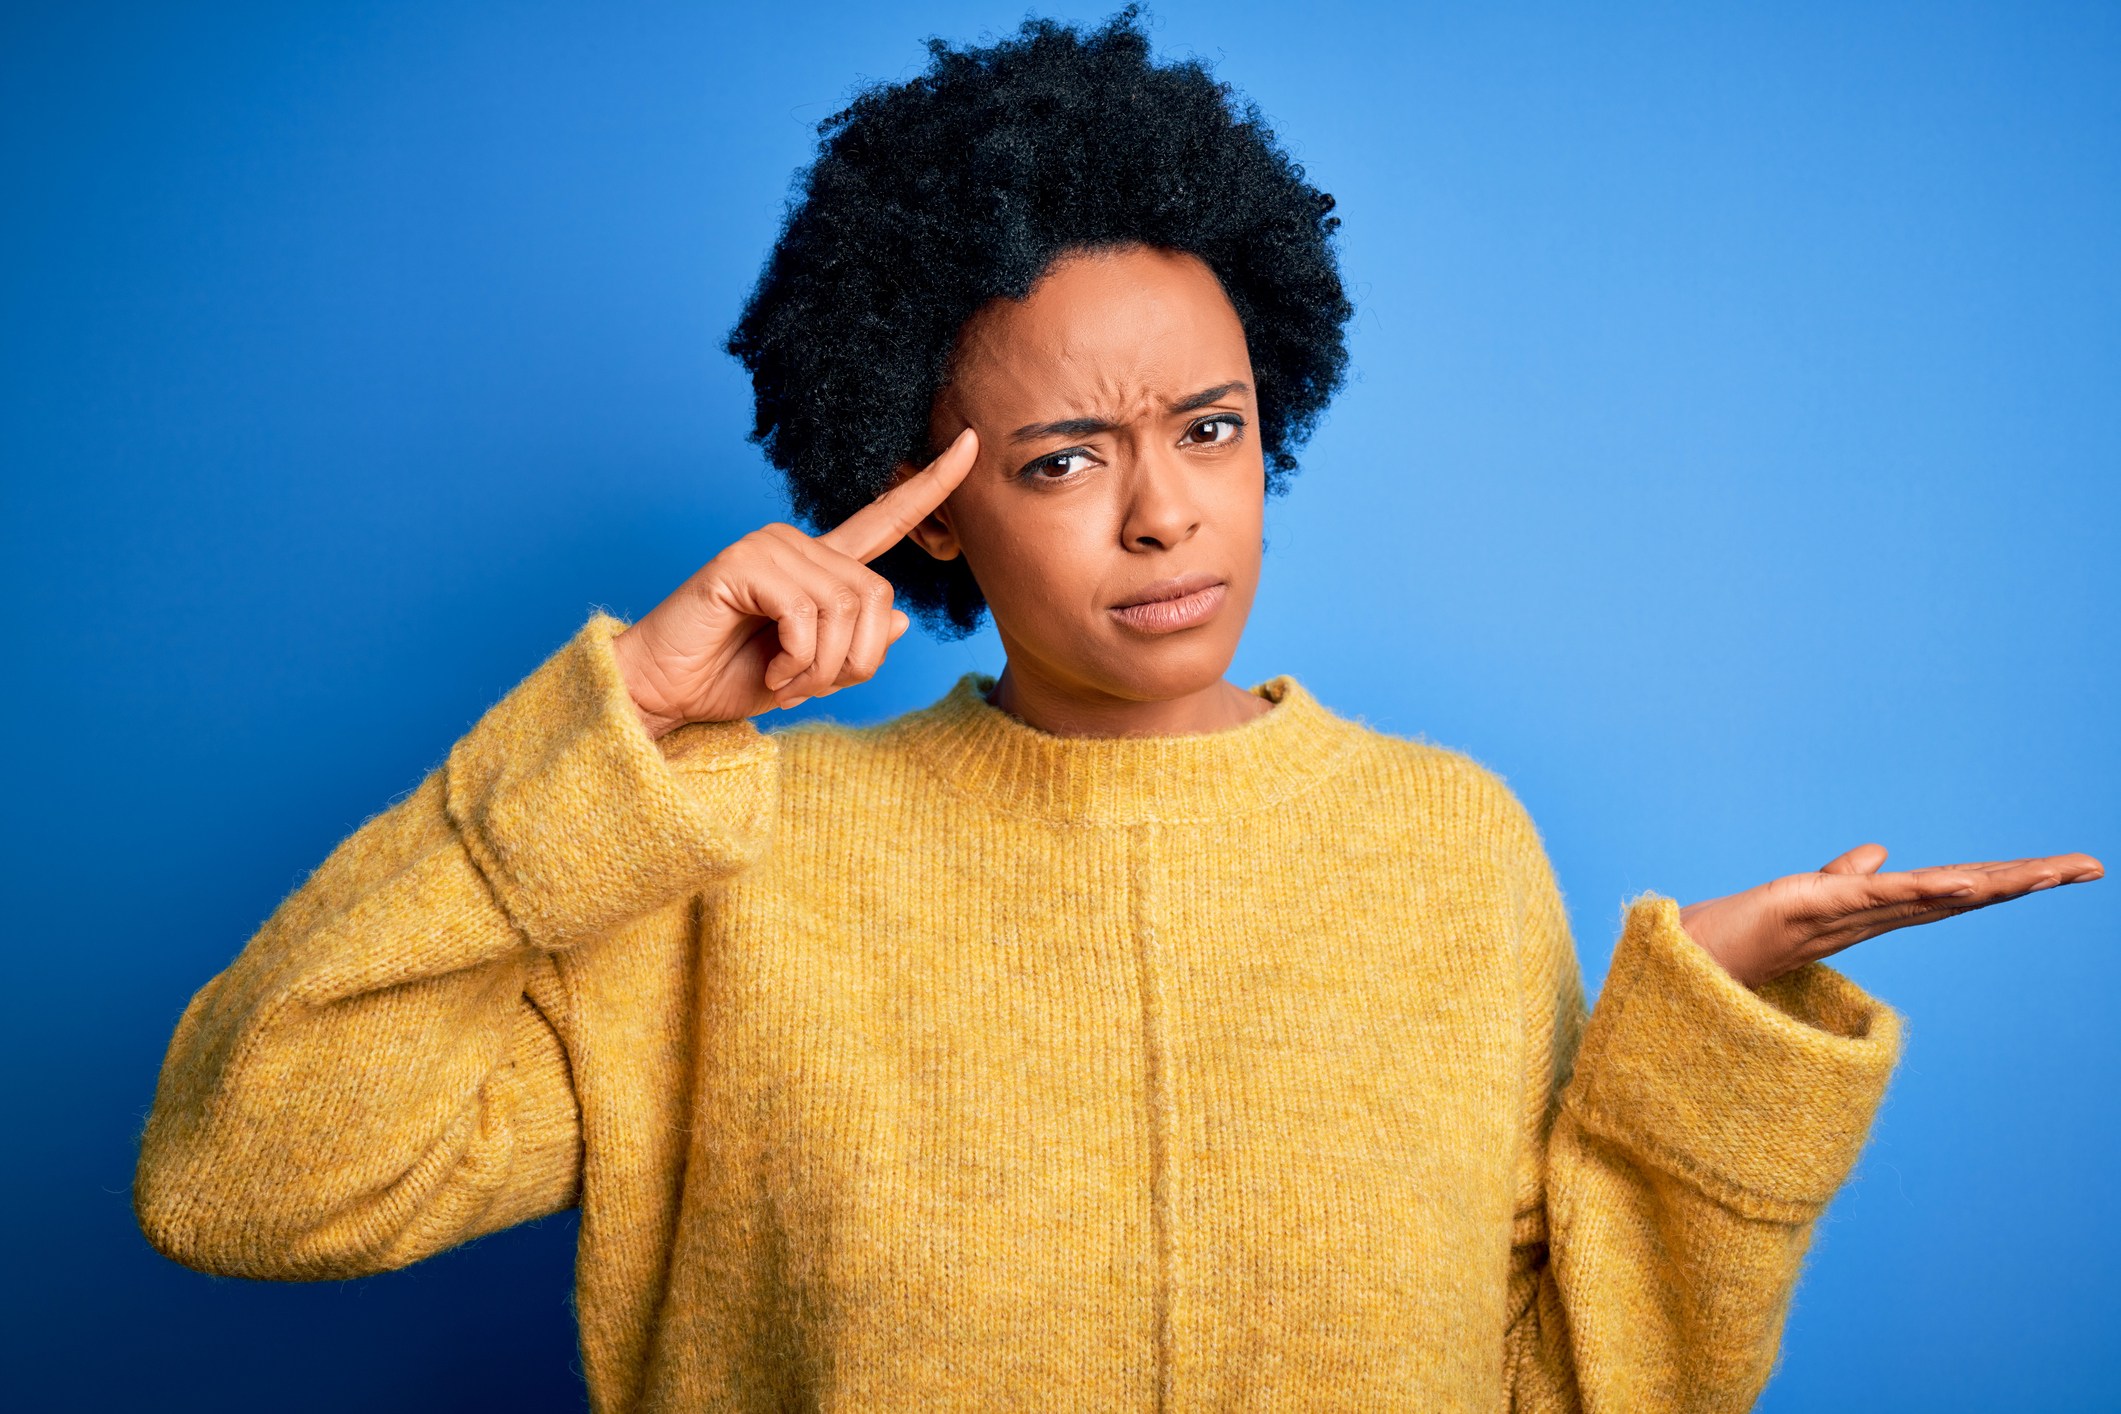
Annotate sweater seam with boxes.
[1130,820,1175,1414]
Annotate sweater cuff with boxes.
[444,613,777,948]
[1563,895,1902,1222]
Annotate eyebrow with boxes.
[1008,381,1251,443]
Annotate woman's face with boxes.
[908,245,1265,710]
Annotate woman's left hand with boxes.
[1679,844,2104,989]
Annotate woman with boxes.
[135,13,2099,1412]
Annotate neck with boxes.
[986,660,1272,739]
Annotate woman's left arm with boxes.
[1502,833,2100,1412]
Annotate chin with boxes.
[1094,632,1243,703]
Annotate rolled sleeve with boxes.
[445,613,777,949]
[1561,895,1902,1222]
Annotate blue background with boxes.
[4,2,2115,1408]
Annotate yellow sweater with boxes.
[137,615,1900,1412]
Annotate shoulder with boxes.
[1326,707,1530,813]
[761,714,908,780]
[1304,696,1550,863]
[755,686,971,783]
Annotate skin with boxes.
[613,244,2102,987]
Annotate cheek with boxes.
[1213,463,1268,561]
[1232,473,1267,530]
[958,491,1113,604]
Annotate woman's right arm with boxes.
[136,431,980,1280]
[134,617,778,1279]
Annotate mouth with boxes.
[1107,573,1228,635]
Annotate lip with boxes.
[1108,573,1228,634]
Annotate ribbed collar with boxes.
[882,673,1367,825]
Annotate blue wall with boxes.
[4,2,2114,1408]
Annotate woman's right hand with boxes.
[611,429,978,736]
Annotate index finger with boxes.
[1859,856,2097,906]
[1920,853,2102,878]
[819,427,980,564]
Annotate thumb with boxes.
[1820,843,1889,876]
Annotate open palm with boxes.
[1680,843,2104,988]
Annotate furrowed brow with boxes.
[1010,416,1114,444]
[1009,383,1251,442]
[1169,381,1250,414]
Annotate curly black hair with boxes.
[727,7,1352,635]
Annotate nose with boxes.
[1119,448,1200,552]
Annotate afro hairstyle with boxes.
[726,6,1353,635]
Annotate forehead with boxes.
[948,247,1252,412]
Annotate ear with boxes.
[892,461,963,561]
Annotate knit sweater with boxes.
[137,614,1901,1413]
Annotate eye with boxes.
[1021,448,1097,481]
[1183,414,1244,446]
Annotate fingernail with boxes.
[780,695,809,710]
[765,673,790,691]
